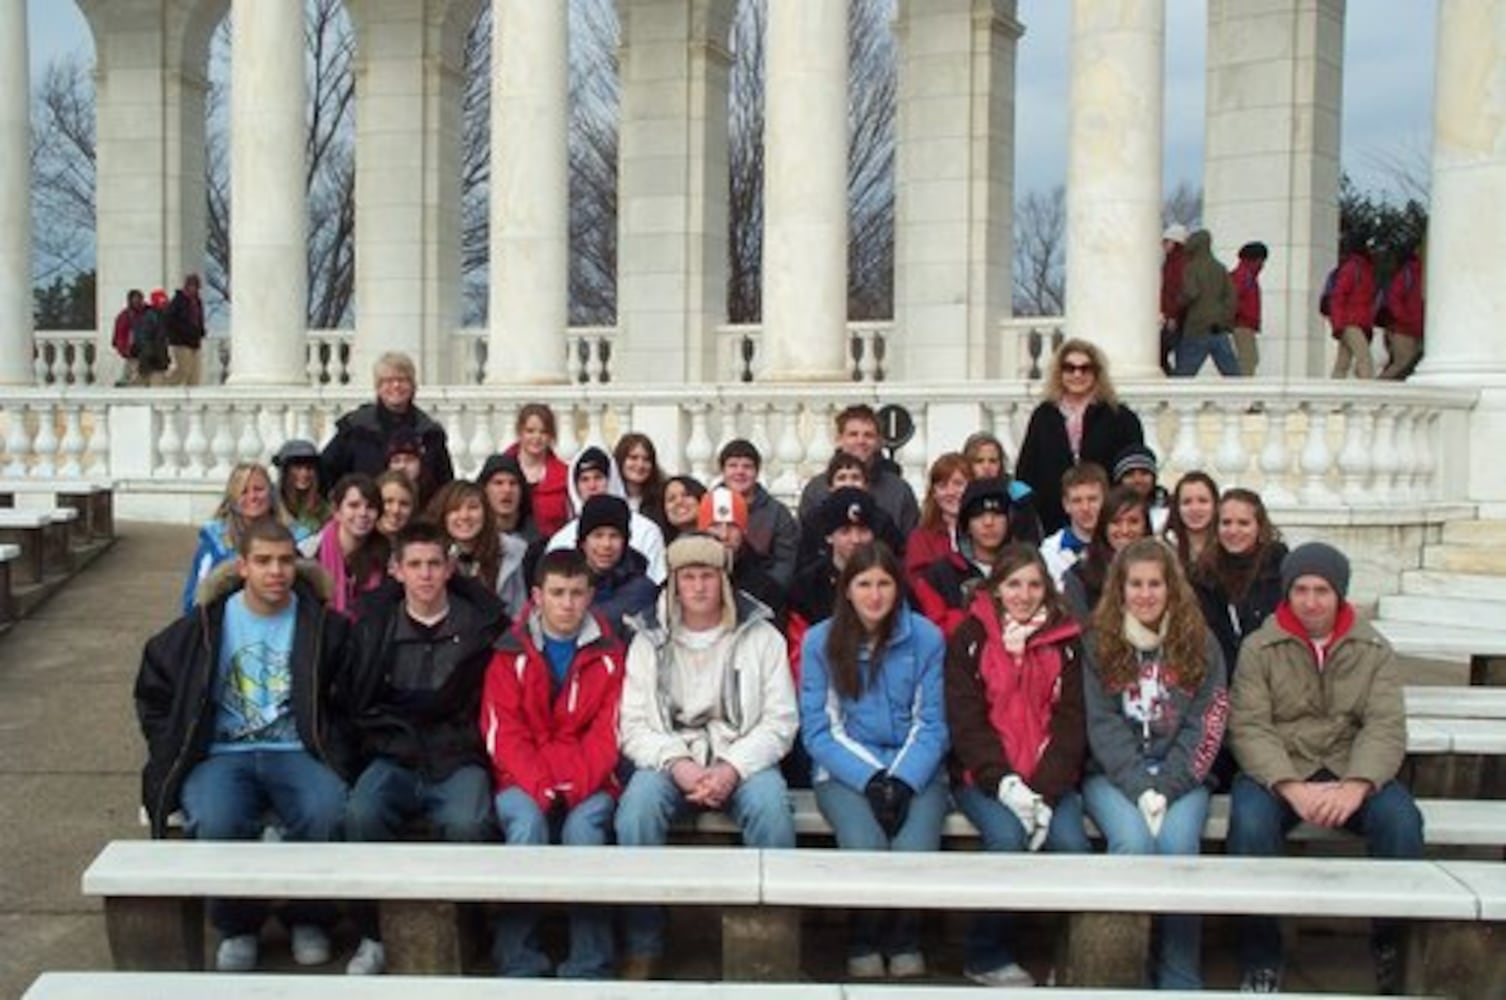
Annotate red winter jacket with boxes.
[503,443,571,538]
[1328,253,1377,336]
[1231,259,1262,331]
[1385,257,1424,338]
[481,609,626,811]
[1160,245,1187,323]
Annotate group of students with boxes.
[138,348,1422,993]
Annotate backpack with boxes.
[1318,266,1339,317]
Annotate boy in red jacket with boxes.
[482,548,627,978]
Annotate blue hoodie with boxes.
[799,606,950,793]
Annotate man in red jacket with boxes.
[482,548,627,979]
[1231,242,1268,376]
[1379,244,1425,380]
[1328,235,1378,379]
[1160,224,1189,375]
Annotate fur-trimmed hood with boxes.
[195,557,336,608]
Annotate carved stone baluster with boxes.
[901,406,929,499]
[1391,406,1419,503]
[32,404,58,478]
[1370,406,1400,504]
[685,403,715,482]
[715,402,740,461]
[1297,402,1337,506]
[1139,401,1165,474]
[1168,403,1203,476]
[989,402,1020,470]
[748,402,773,470]
[207,405,237,480]
[1415,410,1440,501]
[802,401,836,481]
[441,404,470,478]
[85,404,111,477]
[1337,404,1374,504]
[58,405,86,478]
[156,405,185,479]
[555,405,580,462]
[773,403,805,496]
[1256,403,1295,506]
[583,402,606,448]
[4,405,32,475]
[469,404,495,467]
[306,338,324,386]
[1212,403,1249,488]
[236,406,266,465]
[261,404,288,464]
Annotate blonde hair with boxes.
[213,462,282,547]
[1044,338,1120,408]
[372,351,417,389]
[1091,538,1207,692]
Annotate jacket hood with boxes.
[566,442,627,513]
[495,603,612,655]
[628,583,772,648]
[195,557,335,608]
[1185,229,1212,257]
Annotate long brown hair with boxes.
[1077,485,1149,599]
[425,480,501,590]
[919,452,971,533]
[1163,471,1219,568]
[329,473,390,585]
[984,543,1070,629]
[614,432,666,511]
[1193,488,1282,602]
[823,542,905,701]
[1091,538,1208,693]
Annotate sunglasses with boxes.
[1061,362,1097,375]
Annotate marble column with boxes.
[350,0,465,384]
[486,0,568,384]
[761,0,849,382]
[228,0,309,385]
[1422,0,1506,381]
[615,0,734,383]
[1204,0,1344,378]
[0,0,33,384]
[895,0,1021,381]
[1064,0,1163,380]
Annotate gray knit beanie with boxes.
[1281,542,1350,601]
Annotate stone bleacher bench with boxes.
[0,542,18,627]
[0,479,114,544]
[19,972,1411,1000]
[80,842,1503,994]
[0,508,77,585]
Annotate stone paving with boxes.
[0,521,1464,996]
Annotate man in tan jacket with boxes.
[1227,542,1422,995]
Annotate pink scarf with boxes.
[969,591,1077,784]
[1059,399,1087,461]
[315,520,380,617]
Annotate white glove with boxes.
[1138,789,1167,838]
[1029,800,1053,852]
[998,774,1043,844]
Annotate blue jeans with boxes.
[1083,775,1209,989]
[615,766,795,958]
[955,785,1091,974]
[492,788,616,978]
[180,749,348,937]
[344,758,494,938]
[1174,332,1240,377]
[1227,774,1424,974]
[814,776,949,958]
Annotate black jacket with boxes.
[320,402,455,489]
[134,566,357,838]
[1016,399,1144,536]
[346,576,507,781]
[165,290,205,348]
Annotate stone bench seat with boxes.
[0,508,76,584]
[0,479,114,542]
[19,971,1399,1000]
[0,541,17,627]
[1404,685,1506,720]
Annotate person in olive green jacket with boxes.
[1172,229,1240,377]
[1226,542,1422,995]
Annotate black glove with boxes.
[864,774,915,838]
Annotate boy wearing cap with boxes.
[483,548,627,979]
[699,484,786,616]
[576,494,658,636]
[547,445,667,584]
[1227,542,1421,994]
[1111,444,1170,534]
[615,533,798,978]
[717,439,800,592]
[913,478,1017,637]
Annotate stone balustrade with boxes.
[0,381,1476,522]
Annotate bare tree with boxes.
[1161,181,1202,229]
[1011,185,1065,316]
[30,55,97,283]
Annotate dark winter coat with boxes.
[320,401,455,489]
[1016,400,1144,536]
[1178,230,1237,339]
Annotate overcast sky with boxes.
[28,0,1435,201]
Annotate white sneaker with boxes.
[966,961,1035,988]
[346,937,386,975]
[888,951,927,978]
[215,934,258,972]
[290,924,332,966]
[847,952,885,978]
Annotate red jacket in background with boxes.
[112,306,138,358]
[481,609,626,811]
[504,443,571,538]
[1385,257,1425,338]
[1328,252,1377,336]
[1231,259,1262,331]
[1160,245,1188,323]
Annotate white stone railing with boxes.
[0,381,1478,519]
[34,330,107,386]
[714,321,892,382]
[1000,316,1066,380]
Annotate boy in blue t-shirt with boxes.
[136,520,354,973]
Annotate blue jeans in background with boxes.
[814,776,949,960]
[615,766,795,959]
[180,749,347,937]
[955,785,1091,976]
[492,788,616,978]
[344,758,494,939]
[1083,775,1209,990]
[1227,774,1424,976]
[1174,332,1241,377]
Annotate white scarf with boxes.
[1123,611,1168,653]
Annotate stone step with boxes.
[1373,619,1506,664]
[1378,594,1506,632]
[1422,544,1506,575]
[1442,520,1506,547]
[1401,569,1506,602]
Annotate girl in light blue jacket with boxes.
[799,542,949,981]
